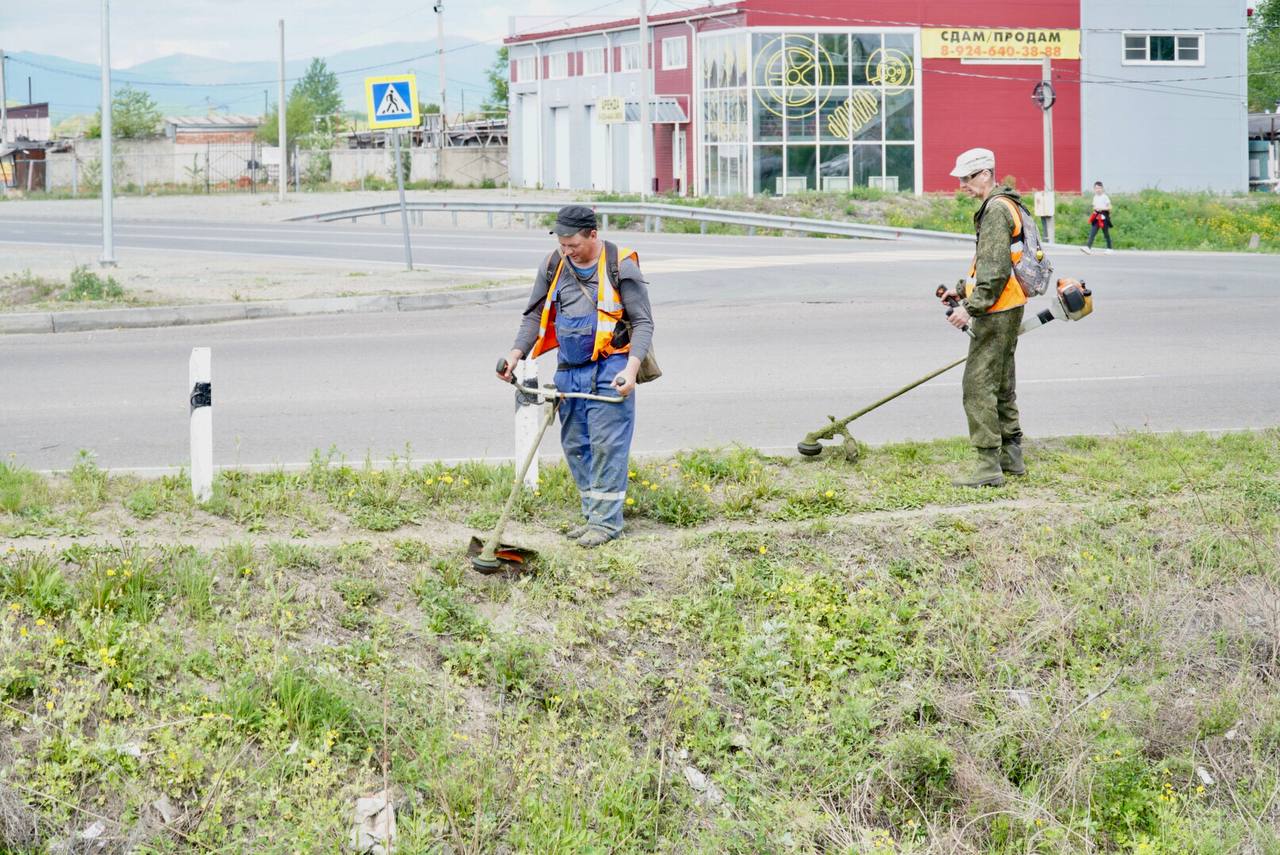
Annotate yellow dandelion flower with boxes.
[106,569,116,577]
[641,480,650,487]
[7,603,19,612]
[1097,708,1111,721]
[425,478,434,486]
[442,475,454,484]
[45,701,54,711]
[628,470,636,478]
[758,546,768,555]
[19,627,28,637]
[625,498,635,506]
[98,647,110,658]
[53,637,66,646]
[649,483,657,491]
[824,490,835,498]
[347,488,356,498]
[35,618,46,627]
[702,484,711,493]
[462,478,470,486]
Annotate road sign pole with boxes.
[1042,57,1055,244]
[393,128,413,270]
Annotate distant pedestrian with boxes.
[1083,181,1113,254]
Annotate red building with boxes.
[507,0,1083,196]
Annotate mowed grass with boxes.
[0,431,1277,852]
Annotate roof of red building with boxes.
[505,2,744,44]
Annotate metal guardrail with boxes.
[287,199,974,243]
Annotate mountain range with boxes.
[5,39,504,125]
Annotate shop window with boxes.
[754,145,784,195]
[884,90,914,141]
[850,145,883,188]
[885,145,914,193]
[819,34,850,87]
[849,34,881,86]
[786,146,817,194]
[819,144,850,191]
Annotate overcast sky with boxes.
[5,0,719,67]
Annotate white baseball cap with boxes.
[949,147,996,178]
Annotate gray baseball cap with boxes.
[549,204,599,236]
[949,147,996,178]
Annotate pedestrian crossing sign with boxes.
[365,75,420,129]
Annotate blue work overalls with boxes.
[552,272,636,537]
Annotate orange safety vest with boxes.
[965,195,1028,314]
[530,245,638,361]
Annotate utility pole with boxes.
[434,2,447,142]
[638,0,650,199]
[1041,56,1056,243]
[100,0,116,266]
[262,89,268,118]
[278,19,286,202]
[1,47,8,145]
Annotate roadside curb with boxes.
[0,285,529,335]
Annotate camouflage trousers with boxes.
[962,306,1023,449]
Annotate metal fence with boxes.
[289,199,973,243]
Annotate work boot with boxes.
[565,523,590,540]
[952,448,1005,488]
[1000,441,1027,476]
[577,528,618,549]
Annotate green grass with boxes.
[581,188,1280,253]
[1,266,133,310]
[0,431,1278,852]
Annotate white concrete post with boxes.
[188,348,212,502]
[514,359,542,489]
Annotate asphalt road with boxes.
[2,216,1277,471]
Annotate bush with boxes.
[62,266,124,302]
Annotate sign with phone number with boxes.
[922,29,1080,60]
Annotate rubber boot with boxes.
[565,523,590,540]
[952,448,1006,488]
[1000,441,1027,476]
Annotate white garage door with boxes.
[520,95,539,188]
[553,107,571,190]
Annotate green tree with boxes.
[291,57,343,117]
[483,46,509,114]
[1250,0,1280,112]
[86,86,162,139]
[256,94,317,145]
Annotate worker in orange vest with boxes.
[498,205,655,547]
[941,148,1028,487]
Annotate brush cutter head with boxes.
[467,536,539,575]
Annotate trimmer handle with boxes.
[496,357,516,384]
[936,286,972,336]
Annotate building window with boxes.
[548,52,569,79]
[584,47,606,76]
[1123,32,1204,65]
[662,36,688,70]
[621,43,642,72]
[700,31,919,197]
[515,56,536,82]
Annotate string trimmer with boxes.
[796,278,1093,461]
[468,358,625,574]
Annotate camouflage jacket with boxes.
[964,188,1020,315]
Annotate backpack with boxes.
[979,193,1054,298]
[543,242,662,383]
